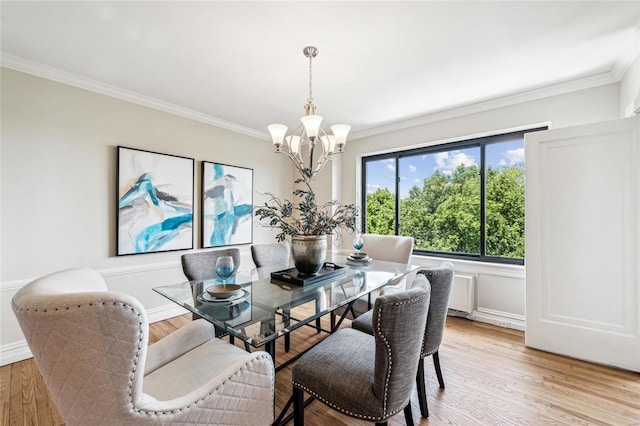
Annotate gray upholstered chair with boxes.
[292,286,431,426]
[181,248,242,339]
[181,248,241,281]
[12,268,275,425]
[251,242,324,352]
[352,262,454,418]
[332,234,414,326]
[251,241,290,268]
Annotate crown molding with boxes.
[0,53,271,141]
[350,70,620,140]
[1,53,625,143]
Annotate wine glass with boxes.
[215,256,235,287]
[353,233,364,256]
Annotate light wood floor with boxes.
[2,312,639,425]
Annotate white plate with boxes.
[206,284,242,298]
[347,255,372,263]
[201,290,246,303]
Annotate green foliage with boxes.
[366,163,525,259]
[255,177,358,242]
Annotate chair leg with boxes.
[375,422,387,426]
[293,387,305,426]
[315,318,321,333]
[285,333,291,352]
[403,402,414,426]
[416,358,429,418]
[433,351,445,388]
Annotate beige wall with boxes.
[0,68,293,363]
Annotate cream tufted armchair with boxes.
[12,268,275,425]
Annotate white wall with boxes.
[0,68,293,364]
[336,83,621,330]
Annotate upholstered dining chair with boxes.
[332,233,414,326]
[181,248,242,338]
[12,268,275,425]
[251,242,325,352]
[292,286,431,426]
[352,262,454,418]
[181,248,241,282]
[251,241,290,269]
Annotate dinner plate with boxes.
[347,255,372,263]
[206,284,242,298]
[200,289,248,303]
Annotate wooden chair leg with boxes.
[315,318,321,333]
[285,333,291,352]
[416,357,429,418]
[374,422,388,426]
[293,387,305,426]
[433,351,445,388]
[403,403,414,425]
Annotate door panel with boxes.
[525,116,639,372]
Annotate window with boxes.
[362,128,545,265]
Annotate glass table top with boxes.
[153,252,419,348]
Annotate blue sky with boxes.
[366,138,524,198]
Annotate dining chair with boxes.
[181,248,242,341]
[251,242,324,352]
[251,241,290,268]
[352,262,454,418]
[292,286,431,426]
[332,233,414,327]
[12,268,275,425]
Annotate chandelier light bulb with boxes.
[268,46,349,179]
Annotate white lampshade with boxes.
[286,135,302,157]
[331,124,350,149]
[301,115,323,138]
[268,124,288,147]
[320,135,336,155]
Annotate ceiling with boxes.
[1,1,639,140]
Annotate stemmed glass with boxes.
[353,233,364,256]
[215,256,235,288]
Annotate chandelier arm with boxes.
[312,150,344,176]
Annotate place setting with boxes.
[346,233,373,266]
[197,256,249,305]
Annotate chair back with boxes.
[11,268,150,423]
[372,286,430,413]
[181,248,241,280]
[415,262,454,356]
[361,234,414,265]
[251,242,291,268]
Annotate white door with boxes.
[525,116,640,372]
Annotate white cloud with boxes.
[504,148,524,165]
[408,164,416,173]
[383,158,395,172]
[367,183,380,194]
[414,178,421,184]
[435,151,477,175]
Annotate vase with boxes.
[291,235,327,275]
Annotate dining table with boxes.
[153,251,420,371]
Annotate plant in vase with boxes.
[254,176,358,274]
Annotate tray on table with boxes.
[271,262,346,286]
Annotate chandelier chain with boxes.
[307,53,313,105]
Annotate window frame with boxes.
[361,127,546,266]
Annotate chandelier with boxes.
[267,46,350,180]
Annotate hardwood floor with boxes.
[2,312,639,425]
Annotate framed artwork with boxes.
[202,161,253,248]
[117,146,194,255]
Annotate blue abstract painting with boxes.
[117,147,194,255]
[202,162,253,248]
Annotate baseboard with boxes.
[468,309,526,331]
[0,340,32,366]
[146,303,190,323]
